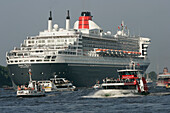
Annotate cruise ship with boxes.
[6,11,151,87]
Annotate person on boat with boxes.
[25,82,28,87]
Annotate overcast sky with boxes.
[0,0,170,73]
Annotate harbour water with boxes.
[0,85,170,113]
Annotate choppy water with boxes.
[0,84,170,113]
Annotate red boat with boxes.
[100,63,149,96]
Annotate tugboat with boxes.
[17,69,45,97]
[96,62,149,97]
[38,75,76,92]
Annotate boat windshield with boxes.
[119,71,139,76]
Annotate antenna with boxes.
[28,69,32,82]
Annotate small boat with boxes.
[38,75,76,92]
[92,81,102,89]
[92,84,102,89]
[99,62,149,96]
[157,67,170,87]
[146,74,153,85]
[17,69,45,97]
[3,85,13,90]
[50,75,76,91]
[37,80,53,92]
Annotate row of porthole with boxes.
[8,59,56,63]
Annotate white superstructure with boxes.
[6,11,150,65]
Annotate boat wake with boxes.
[149,92,170,96]
[82,90,142,98]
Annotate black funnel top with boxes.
[49,11,52,20]
[81,12,91,16]
[66,10,70,19]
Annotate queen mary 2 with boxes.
[6,11,151,87]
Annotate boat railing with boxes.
[104,78,135,83]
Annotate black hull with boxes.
[8,63,149,87]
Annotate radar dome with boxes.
[53,24,58,30]
[107,31,111,35]
[117,31,122,35]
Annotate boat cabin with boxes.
[118,69,141,80]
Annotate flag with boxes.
[118,26,120,29]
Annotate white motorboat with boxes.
[17,69,45,97]
[38,75,76,92]
[50,75,76,91]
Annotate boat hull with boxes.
[17,90,45,97]
[8,62,149,87]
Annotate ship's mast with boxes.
[121,21,124,35]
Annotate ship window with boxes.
[36,60,42,62]
[51,60,55,61]
[52,56,56,59]
[57,39,60,42]
[15,60,18,62]
[40,50,43,52]
[44,60,49,61]
[30,60,34,62]
[78,47,82,49]
[79,39,82,41]
[73,52,76,55]
[11,61,13,63]
[47,56,51,59]
[38,40,45,43]
[69,39,72,42]
[18,54,23,56]
[48,40,54,43]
